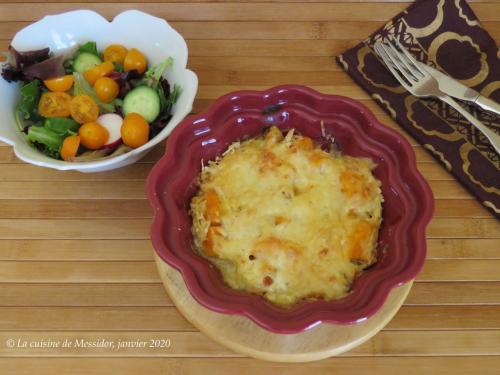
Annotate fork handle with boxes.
[439,95,500,155]
[475,95,500,117]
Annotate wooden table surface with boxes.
[1,0,499,373]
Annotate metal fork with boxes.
[373,38,500,155]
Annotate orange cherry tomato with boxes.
[79,122,109,150]
[44,75,74,92]
[103,44,128,65]
[38,92,72,118]
[123,48,147,74]
[121,112,150,148]
[83,61,114,85]
[60,135,80,161]
[70,95,99,124]
[94,77,119,103]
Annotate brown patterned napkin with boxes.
[337,0,500,218]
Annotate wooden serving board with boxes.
[154,253,412,362]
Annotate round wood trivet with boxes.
[154,253,412,362]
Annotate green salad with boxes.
[1,41,180,161]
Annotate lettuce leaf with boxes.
[77,41,99,57]
[140,57,173,90]
[23,55,65,80]
[1,46,50,82]
[15,80,44,133]
[164,84,181,113]
[27,126,65,159]
[43,117,79,135]
[27,118,79,159]
[151,83,181,138]
[16,80,41,118]
[108,70,143,98]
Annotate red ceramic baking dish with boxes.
[147,85,434,333]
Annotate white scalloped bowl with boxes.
[0,10,198,172]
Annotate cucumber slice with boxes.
[74,52,102,73]
[123,86,161,122]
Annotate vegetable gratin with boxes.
[190,126,384,307]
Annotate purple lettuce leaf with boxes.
[1,45,65,82]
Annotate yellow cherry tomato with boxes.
[70,95,99,124]
[44,75,74,92]
[121,112,149,148]
[103,44,128,65]
[60,135,80,161]
[83,61,114,85]
[79,122,109,150]
[123,48,147,74]
[94,77,119,103]
[38,92,72,118]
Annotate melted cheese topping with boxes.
[190,126,383,307]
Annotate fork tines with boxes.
[373,39,425,90]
